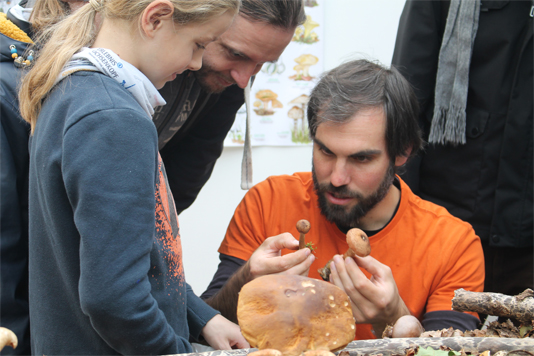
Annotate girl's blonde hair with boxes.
[19,0,240,132]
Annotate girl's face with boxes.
[140,11,235,89]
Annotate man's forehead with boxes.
[221,16,295,63]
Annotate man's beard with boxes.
[194,64,234,94]
[312,162,396,228]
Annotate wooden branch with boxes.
[452,289,534,323]
[339,337,534,356]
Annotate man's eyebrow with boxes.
[221,43,250,61]
[314,138,382,157]
[349,149,381,159]
[313,138,332,152]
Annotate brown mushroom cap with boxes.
[237,275,355,356]
[391,315,424,338]
[248,350,283,356]
[346,228,371,257]
[296,219,311,234]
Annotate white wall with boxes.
[181,0,407,295]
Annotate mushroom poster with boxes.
[224,1,323,147]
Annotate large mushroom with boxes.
[237,275,355,356]
[290,54,318,81]
[254,89,283,116]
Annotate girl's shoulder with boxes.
[41,71,155,139]
[62,71,140,107]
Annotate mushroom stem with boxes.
[318,228,370,281]
[296,219,311,249]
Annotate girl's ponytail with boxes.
[19,2,100,132]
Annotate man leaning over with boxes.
[156,0,306,213]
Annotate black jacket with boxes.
[156,75,245,215]
[392,0,533,248]
[0,9,32,355]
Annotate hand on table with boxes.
[201,314,250,350]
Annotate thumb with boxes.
[232,335,250,349]
[352,255,383,277]
[265,233,300,251]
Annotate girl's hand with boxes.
[201,314,250,350]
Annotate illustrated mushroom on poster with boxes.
[254,89,283,116]
[289,54,318,81]
[287,94,311,143]
[293,15,320,44]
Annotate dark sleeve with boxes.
[0,66,32,355]
[391,0,448,193]
[200,254,246,300]
[422,310,480,332]
[160,84,245,215]
[185,283,219,340]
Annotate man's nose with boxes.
[330,160,350,187]
[230,63,262,88]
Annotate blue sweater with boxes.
[28,71,218,355]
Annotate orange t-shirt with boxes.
[219,172,484,340]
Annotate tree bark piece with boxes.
[339,337,534,356]
[452,289,534,323]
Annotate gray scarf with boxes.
[428,0,481,146]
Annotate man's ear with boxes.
[394,147,412,167]
[140,0,174,37]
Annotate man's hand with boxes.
[248,233,315,279]
[329,254,411,337]
[201,314,250,350]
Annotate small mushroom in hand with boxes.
[0,327,17,351]
[296,219,311,250]
[318,228,370,281]
[382,315,424,338]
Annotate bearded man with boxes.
[200,59,485,340]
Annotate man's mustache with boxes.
[316,183,363,200]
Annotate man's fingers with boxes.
[285,253,315,276]
[263,233,299,251]
[265,248,310,274]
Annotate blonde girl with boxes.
[18,0,246,354]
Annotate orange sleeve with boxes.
[425,223,485,317]
[218,180,272,261]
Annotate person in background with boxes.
[201,59,485,339]
[156,0,306,213]
[18,0,248,354]
[1,1,87,354]
[391,0,533,314]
